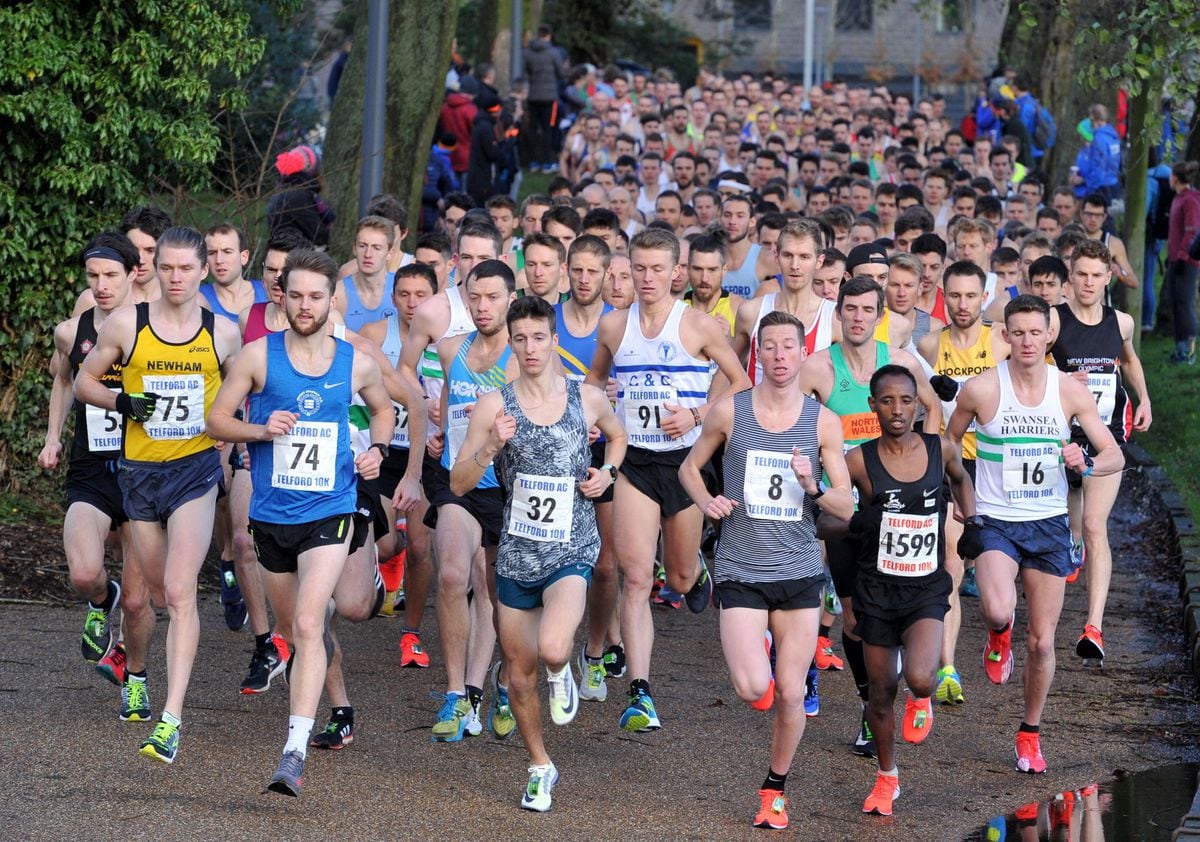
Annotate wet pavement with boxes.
[3,467,1198,840]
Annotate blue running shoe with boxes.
[431,692,470,742]
[139,718,180,764]
[220,560,247,630]
[804,667,820,717]
[619,689,661,732]
[684,554,712,613]
[959,566,980,598]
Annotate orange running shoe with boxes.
[901,694,933,744]
[754,789,789,829]
[271,631,290,664]
[1075,625,1104,661]
[1014,730,1047,773]
[750,677,775,711]
[814,636,844,671]
[862,770,900,815]
[984,618,1014,685]
[399,631,430,668]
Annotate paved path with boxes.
[4,469,1198,840]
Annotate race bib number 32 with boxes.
[508,473,574,543]
[877,512,938,576]
[272,421,338,491]
[141,375,206,440]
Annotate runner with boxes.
[206,248,397,795]
[820,364,981,816]
[73,206,172,315]
[74,226,241,763]
[450,295,626,811]
[39,232,153,718]
[586,227,751,732]
[887,252,945,349]
[1048,239,1152,663]
[684,234,742,336]
[521,232,568,304]
[679,311,854,831]
[719,194,779,298]
[947,294,1124,774]
[555,236,625,698]
[918,260,1010,705]
[335,215,398,331]
[794,275,942,757]
[425,259,520,742]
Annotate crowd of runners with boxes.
[44,49,1190,831]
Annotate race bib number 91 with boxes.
[623,385,677,447]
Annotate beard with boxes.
[288,310,329,336]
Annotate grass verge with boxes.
[1134,333,1200,519]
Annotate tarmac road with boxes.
[2,468,1198,841]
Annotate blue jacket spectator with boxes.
[1072,105,1121,200]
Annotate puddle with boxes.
[965,763,1200,841]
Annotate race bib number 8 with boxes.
[877,512,938,576]
[142,375,206,440]
[272,421,338,491]
[85,388,123,452]
[743,449,804,520]
[1002,442,1059,502]
[508,473,574,543]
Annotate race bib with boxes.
[141,375,206,440]
[507,473,574,543]
[272,421,338,491]
[877,512,939,576]
[743,449,805,520]
[390,400,410,449]
[446,402,474,462]
[1087,372,1117,426]
[85,388,123,452]
[1002,442,1060,502]
[622,384,677,447]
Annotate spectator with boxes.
[438,79,477,182]
[266,144,333,248]
[467,89,505,206]
[1072,105,1121,202]
[1165,161,1200,364]
[523,24,566,173]
[421,133,461,234]
[327,39,351,103]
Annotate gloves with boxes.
[930,374,959,402]
[849,498,884,534]
[957,520,985,560]
[115,392,160,422]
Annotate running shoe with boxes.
[266,750,305,797]
[650,564,666,600]
[464,694,484,737]
[139,719,179,764]
[1014,730,1047,773]
[684,554,713,613]
[81,580,120,663]
[814,636,844,671]
[399,631,430,668]
[750,677,775,711]
[311,715,354,750]
[852,708,876,757]
[578,650,608,702]
[754,789,789,830]
[935,665,965,705]
[603,643,626,678]
[653,584,683,609]
[547,663,579,725]
[984,620,1014,685]
[377,550,405,617]
[488,661,517,739]
[240,643,285,695]
[1076,625,1104,661]
[96,641,127,686]
[862,770,900,815]
[219,561,247,631]
[272,632,290,663]
[520,762,559,812]
[619,688,661,732]
[431,692,471,742]
[120,677,151,722]
[1050,790,1075,832]
[803,667,819,717]
[823,574,842,615]
[901,693,933,744]
[1066,540,1085,583]
[959,566,980,598]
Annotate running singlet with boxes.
[421,285,474,403]
[926,288,947,323]
[1050,303,1131,442]
[826,341,890,449]
[341,273,397,331]
[121,303,221,462]
[199,280,268,324]
[858,433,947,581]
[69,308,123,462]
[241,302,278,344]
[614,300,711,451]
[974,362,1071,519]
[378,313,410,449]
[723,243,762,298]
[441,332,511,489]
[494,380,599,581]
[936,323,997,460]
[685,290,736,337]
[247,332,356,523]
[715,390,823,583]
[747,294,835,383]
[554,301,611,380]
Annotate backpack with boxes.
[1032,103,1057,151]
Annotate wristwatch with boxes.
[1082,455,1095,477]
[371,442,389,459]
[964,515,984,527]
[600,463,618,482]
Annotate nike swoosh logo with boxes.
[923,487,937,498]
[561,688,577,717]
[324,381,346,389]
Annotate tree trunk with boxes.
[1187,84,1200,163]
[1122,74,1163,351]
[323,0,460,257]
